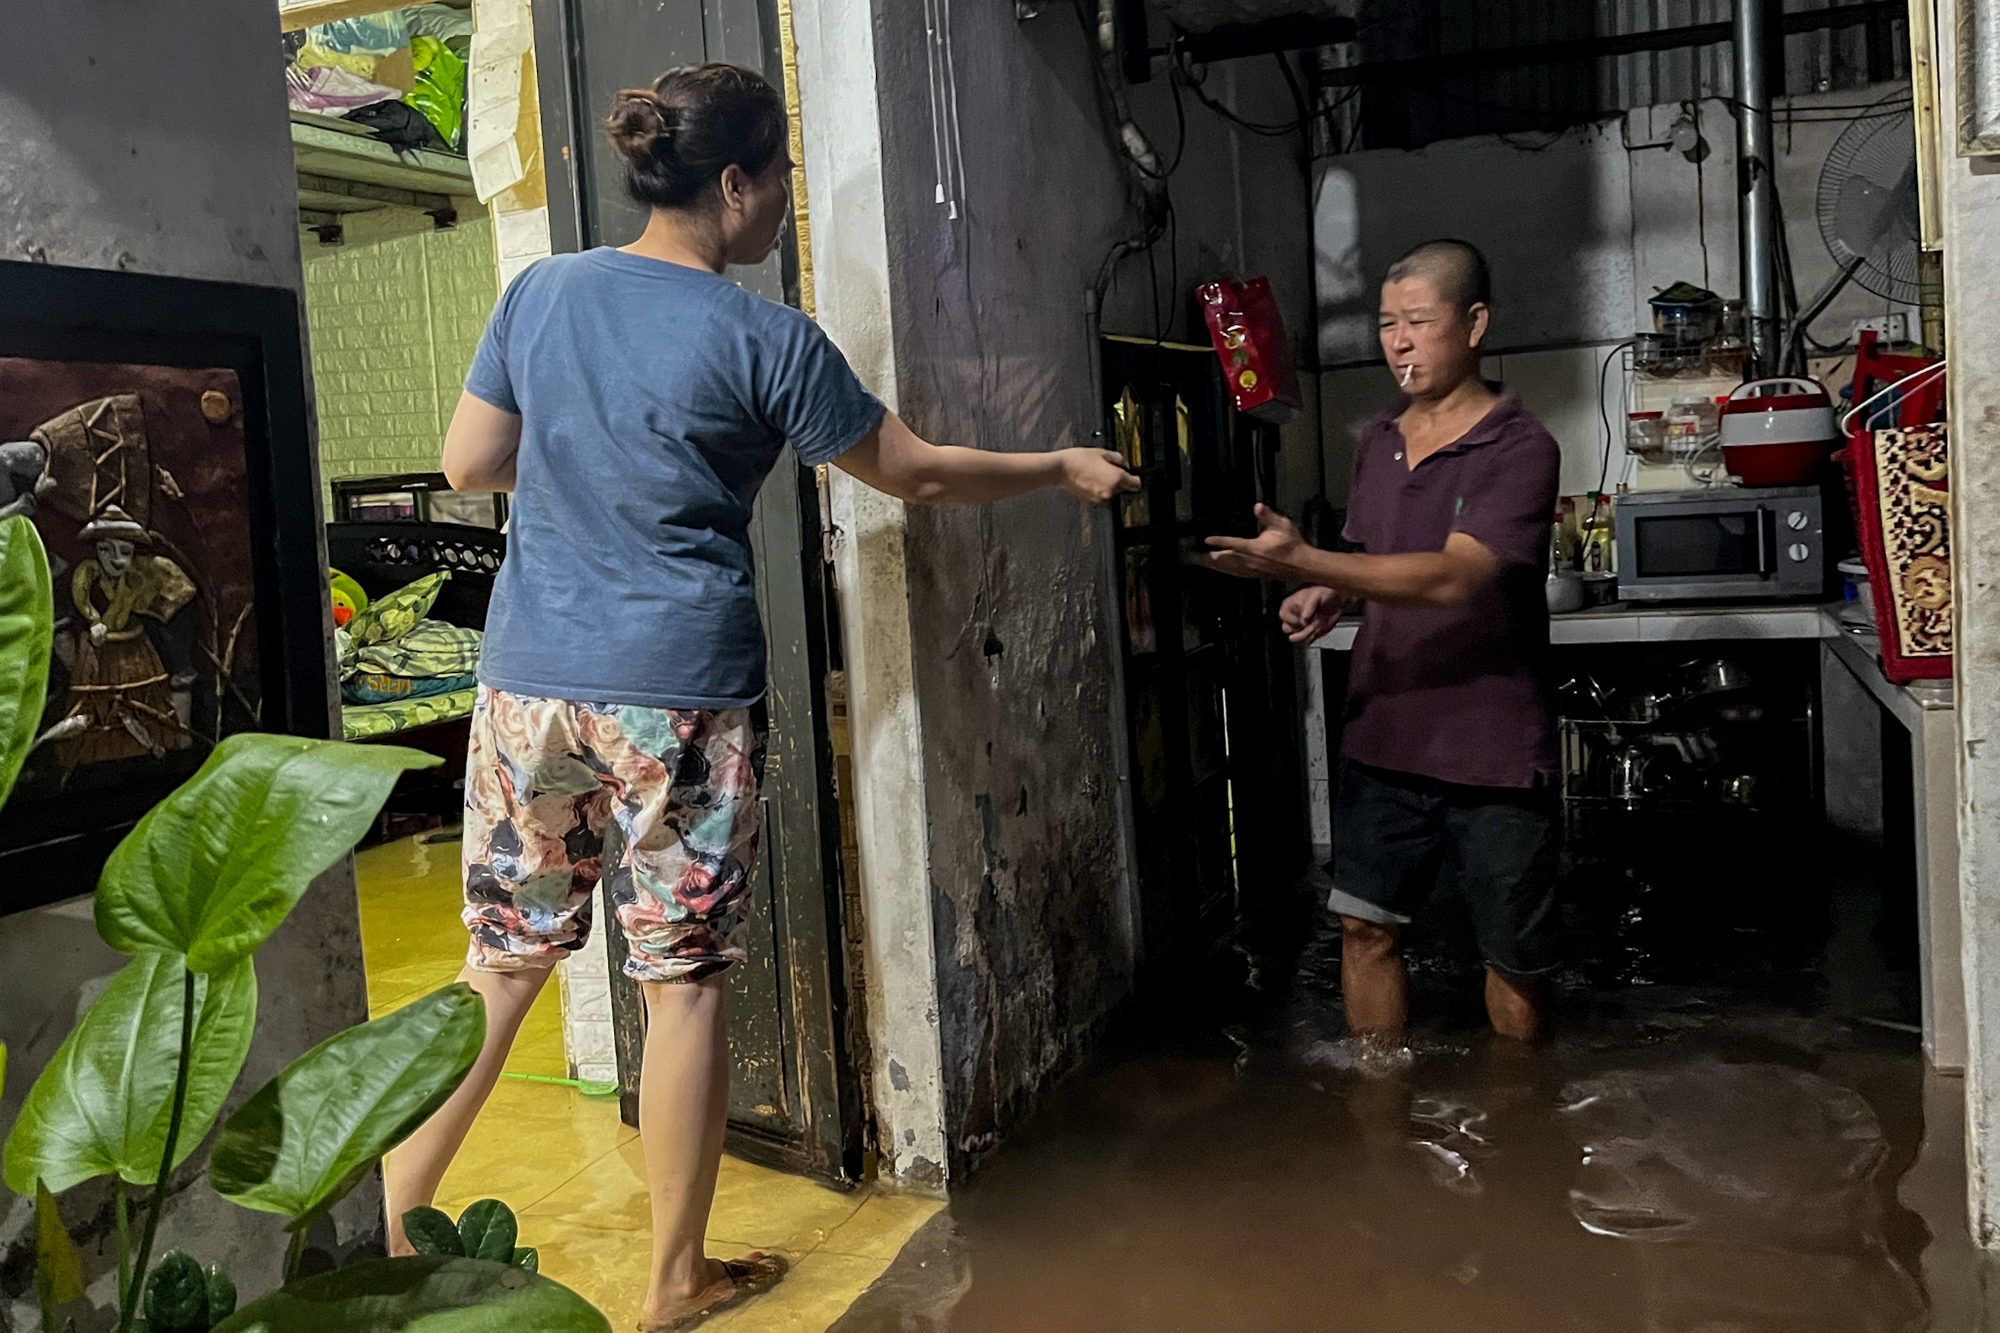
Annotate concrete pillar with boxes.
[1937,0,2000,1247]
[789,0,951,1191]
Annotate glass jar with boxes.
[1652,296,1722,349]
[1627,411,1669,462]
[1663,396,1719,457]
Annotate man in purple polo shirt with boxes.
[1206,239,1561,1044]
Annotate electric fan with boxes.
[1816,93,1921,305]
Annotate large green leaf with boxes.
[0,515,54,811]
[208,1256,608,1333]
[3,952,257,1193]
[210,984,485,1229]
[96,733,440,973]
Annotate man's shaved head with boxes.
[1383,239,1492,316]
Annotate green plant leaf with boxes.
[208,1256,608,1328]
[208,1265,240,1326]
[0,515,54,812]
[511,1248,539,1274]
[208,1256,608,1332]
[144,1251,212,1333]
[34,1179,86,1314]
[3,953,257,1193]
[95,733,441,974]
[210,984,485,1229]
[401,1207,465,1258]
[456,1199,517,1263]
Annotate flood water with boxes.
[834,821,1989,1332]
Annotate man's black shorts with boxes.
[1328,758,1562,981]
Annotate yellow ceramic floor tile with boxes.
[704,1250,900,1333]
[358,832,922,1330]
[432,1080,632,1217]
[526,1138,869,1256]
[519,1214,649,1331]
[535,1217,907,1333]
[818,1191,944,1262]
[355,835,464,954]
[702,1159,871,1258]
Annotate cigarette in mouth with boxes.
[1400,364,1413,387]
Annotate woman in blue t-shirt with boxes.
[381,62,1135,1329]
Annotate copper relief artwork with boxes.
[0,360,263,801]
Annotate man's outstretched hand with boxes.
[1278,585,1348,644]
[1203,504,1309,581]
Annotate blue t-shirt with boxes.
[463,247,883,709]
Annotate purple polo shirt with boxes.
[1340,387,1560,789]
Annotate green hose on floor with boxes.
[500,1071,620,1098]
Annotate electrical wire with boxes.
[1692,102,1710,290]
[1589,341,1635,528]
[1174,47,1305,136]
[1161,60,1190,176]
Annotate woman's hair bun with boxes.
[606,89,678,160]
[604,64,786,212]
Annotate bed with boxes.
[325,519,503,748]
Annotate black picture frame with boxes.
[0,261,331,917]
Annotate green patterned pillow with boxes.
[345,570,450,647]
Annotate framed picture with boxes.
[0,262,330,916]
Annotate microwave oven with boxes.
[1613,484,1826,602]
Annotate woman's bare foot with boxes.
[639,1258,735,1330]
[638,1253,787,1331]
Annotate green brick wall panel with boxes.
[305,218,497,492]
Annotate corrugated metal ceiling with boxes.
[1298,0,1908,152]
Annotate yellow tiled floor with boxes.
[355,832,941,1331]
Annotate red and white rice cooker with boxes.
[1719,376,1838,487]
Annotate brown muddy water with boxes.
[834,824,1993,1333]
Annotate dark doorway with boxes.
[1099,335,1307,969]
[532,0,862,1184]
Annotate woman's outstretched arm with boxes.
[833,410,1137,506]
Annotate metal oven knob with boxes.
[1786,510,1809,530]
[1787,542,1811,562]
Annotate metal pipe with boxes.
[1735,0,1780,376]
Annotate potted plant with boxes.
[0,515,607,1332]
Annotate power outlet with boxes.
[1852,313,1909,343]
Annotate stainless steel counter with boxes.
[1307,600,1836,653]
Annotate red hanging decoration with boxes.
[1197,276,1301,424]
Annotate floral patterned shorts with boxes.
[461,685,766,983]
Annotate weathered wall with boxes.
[1937,0,2000,1249]
[0,0,373,1320]
[867,7,1315,1171]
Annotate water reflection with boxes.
[833,833,1947,1333]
